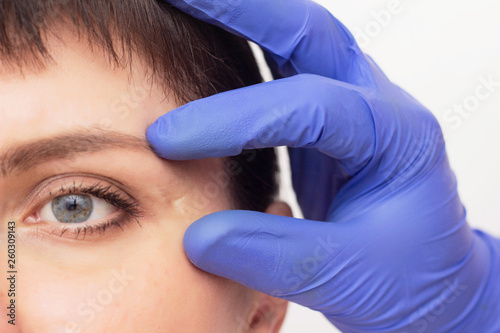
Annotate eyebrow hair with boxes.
[0,129,153,177]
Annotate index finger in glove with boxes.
[147,74,375,176]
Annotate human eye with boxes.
[23,175,144,241]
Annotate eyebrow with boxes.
[0,129,153,177]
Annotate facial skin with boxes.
[0,28,288,333]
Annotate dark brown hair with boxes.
[0,0,278,211]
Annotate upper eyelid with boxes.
[24,179,143,241]
[19,173,143,221]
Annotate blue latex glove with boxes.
[147,1,500,331]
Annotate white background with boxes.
[253,0,500,332]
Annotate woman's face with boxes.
[0,31,287,333]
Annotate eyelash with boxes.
[43,181,143,240]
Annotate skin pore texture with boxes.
[0,27,289,333]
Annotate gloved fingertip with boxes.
[146,117,167,156]
[182,211,233,269]
[146,105,193,160]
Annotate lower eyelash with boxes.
[53,214,141,240]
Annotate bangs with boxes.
[0,0,258,103]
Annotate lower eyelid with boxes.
[59,214,137,240]
[27,212,137,241]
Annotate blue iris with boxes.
[52,194,93,223]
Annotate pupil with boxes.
[67,199,78,211]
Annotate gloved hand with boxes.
[147,1,500,331]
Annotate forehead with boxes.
[0,31,175,145]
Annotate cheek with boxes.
[16,257,129,333]
[121,216,255,332]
